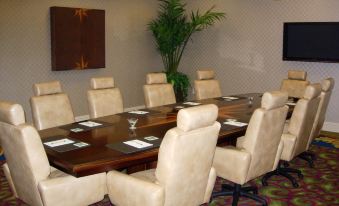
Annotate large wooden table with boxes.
[40,93,273,177]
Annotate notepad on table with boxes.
[222,96,239,100]
[183,102,201,106]
[123,140,153,149]
[44,138,74,147]
[128,110,149,115]
[78,121,102,127]
[286,102,297,106]
[223,121,248,127]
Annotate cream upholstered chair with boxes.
[107,104,221,206]
[194,69,222,100]
[212,91,288,206]
[300,78,335,166]
[280,70,310,99]
[87,77,123,118]
[30,81,75,130]
[262,84,321,188]
[143,73,176,108]
[0,101,106,206]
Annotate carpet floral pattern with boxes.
[0,136,338,206]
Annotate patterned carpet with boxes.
[0,135,338,206]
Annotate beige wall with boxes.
[0,0,162,122]
[1,0,338,125]
[181,0,339,123]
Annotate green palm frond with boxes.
[148,0,225,100]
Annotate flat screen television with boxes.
[283,22,339,63]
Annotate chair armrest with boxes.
[236,135,246,148]
[38,172,106,206]
[203,167,217,203]
[213,146,251,185]
[273,140,284,170]
[107,170,164,206]
[280,133,297,161]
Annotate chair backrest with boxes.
[143,73,176,108]
[307,78,335,148]
[155,104,220,206]
[0,101,50,206]
[287,84,321,157]
[87,77,124,118]
[30,81,75,130]
[239,91,289,181]
[194,70,222,100]
[280,70,310,98]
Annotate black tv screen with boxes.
[283,22,339,63]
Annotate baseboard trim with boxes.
[323,122,339,133]
[75,105,146,122]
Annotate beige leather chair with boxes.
[143,73,176,108]
[194,70,222,100]
[212,91,288,206]
[87,77,123,118]
[300,78,335,166]
[30,81,75,130]
[107,104,221,206]
[0,101,106,206]
[262,84,321,188]
[280,70,310,99]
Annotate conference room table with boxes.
[39,93,294,177]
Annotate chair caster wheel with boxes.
[283,162,289,168]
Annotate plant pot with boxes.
[174,88,185,103]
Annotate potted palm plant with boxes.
[148,0,225,101]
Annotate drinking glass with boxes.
[127,118,138,129]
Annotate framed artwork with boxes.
[50,7,105,71]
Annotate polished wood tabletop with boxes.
[40,93,287,177]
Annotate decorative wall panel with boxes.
[50,6,105,70]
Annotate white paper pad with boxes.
[223,121,248,127]
[123,140,153,149]
[286,102,297,106]
[128,111,149,115]
[44,138,75,147]
[78,121,102,127]
[183,102,201,106]
[222,96,239,100]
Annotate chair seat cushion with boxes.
[131,169,158,184]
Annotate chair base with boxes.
[298,151,316,168]
[211,183,267,206]
[262,161,303,188]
